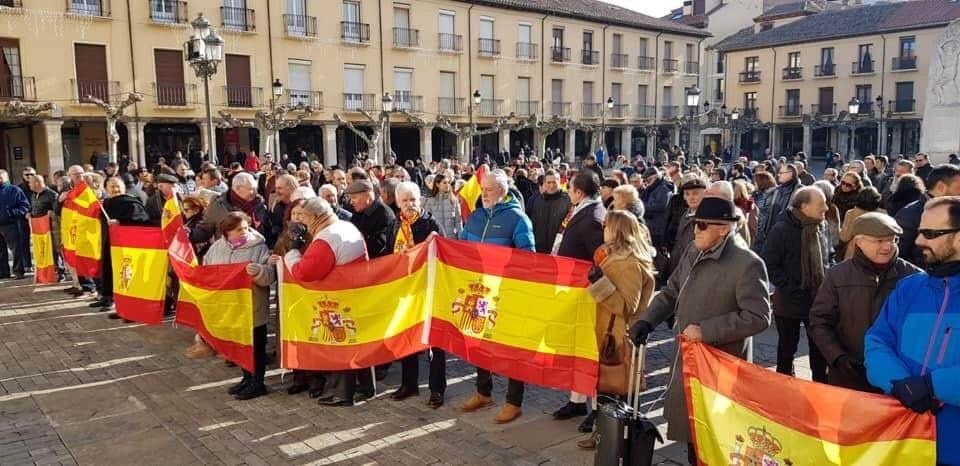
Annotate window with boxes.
[0,40,23,100]
[288,59,312,107]
[744,91,757,109]
[638,84,647,106]
[438,11,457,51]
[71,0,104,16]
[479,18,496,55]
[552,28,564,48]
[151,0,178,22]
[787,52,800,68]
[817,87,834,115]
[611,83,621,105]
[480,74,495,114]
[716,52,724,74]
[663,86,672,106]
[343,65,365,111]
[745,56,759,71]
[438,71,456,114]
[551,79,564,115]
[857,44,873,73]
[479,18,494,40]
[583,31,593,51]
[551,28,566,61]
[760,22,773,31]
[341,1,362,41]
[612,34,622,54]
[820,48,834,66]
[639,38,648,57]
[686,43,695,63]
[895,81,914,112]
[74,43,108,102]
[223,0,251,31]
[785,89,800,114]
[582,81,594,104]
[855,84,872,114]
[517,77,532,114]
[664,41,673,59]
[393,68,413,111]
[715,78,724,101]
[517,23,533,59]
[899,36,916,58]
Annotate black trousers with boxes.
[399,348,447,394]
[775,316,828,383]
[242,324,268,384]
[17,218,31,269]
[0,223,27,276]
[96,240,113,299]
[476,368,524,406]
[325,368,374,400]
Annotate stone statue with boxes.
[920,19,960,162]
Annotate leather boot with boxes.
[459,393,493,413]
[493,403,522,424]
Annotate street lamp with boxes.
[599,96,614,160]
[682,86,702,153]
[185,13,224,165]
[468,89,481,162]
[271,79,284,158]
[876,95,885,155]
[686,86,701,112]
[730,107,741,156]
[847,96,860,115]
[382,92,394,162]
[847,97,861,158]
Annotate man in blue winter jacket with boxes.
[865,196,960,465]
[0,169,31,279]
[458,168,535,425]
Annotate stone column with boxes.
[620,128,632,158]
[565,129,576,162]
[323,123,338,167]
[891,124,902,156]
[837,128,849,159]
[647,129,657,158]
[769,125,779,156]
[39,120,64,175]
[534,130,546,160]
[499,128,510,155]
[803,124,813,158]
[199,120,211,162]
[672,126,680,147]
[126,120,146,167]
[878,120,887,155]
[419,124,434,164]
[259,132,273,158]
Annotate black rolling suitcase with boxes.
[594,342,663,466]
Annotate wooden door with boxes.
[74,44,108,102]
[225,54,251,107]
[154,49,184,105]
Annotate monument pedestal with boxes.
[919,19,960,163]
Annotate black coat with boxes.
[103,194,152,226]
[526,191,572,254]
[895,197,927,267]
[29,187,59,218]
[387,210,441,248]
[556,200,605,262]
[351,199,397,259]
[761,210,831,319]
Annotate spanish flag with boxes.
[170,232,254,371]
[681,340,937,466]
[60,183,102,277]
[29,214,57,284]
[110,226,168,324]
[429,237,599,395]
[279,241,430,370]
[160,195,183,247]
[457,164,487,221]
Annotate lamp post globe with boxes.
[686,85,701,108]
[382,92,394,112]
[848,97,860,115]
[606,96,614,109]
[472,89,481,105]
[272,79,283,98]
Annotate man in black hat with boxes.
[630,196,771,465]
[146,173,180,226]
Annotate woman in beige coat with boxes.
[578,210,656,449]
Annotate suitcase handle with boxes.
[626,340,646,419]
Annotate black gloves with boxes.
[891,375,940,414]
[288,223,308,251]
[588,265,604,284]
[833,354,864,374]
[629,320,654,345]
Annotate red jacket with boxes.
[243,154,260,172]
[285,220,367,282]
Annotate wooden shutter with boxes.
[225,54,251,106]
[74,44,108,102]
[154,49,184,105]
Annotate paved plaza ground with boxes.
[0,277,815,466]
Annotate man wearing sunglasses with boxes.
[866,196,960,466]
[895,164,960,267]
[629,196,770,464]
[914,152,933,182]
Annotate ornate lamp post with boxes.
[466,89,481,162]
[270,78,284,157]
[185,13,224,165]
[598,96,613,156]
[875,95,885,155]
[730,107,741,156]
[381,92,394,161]
[685,85,701,153]
[847,97,860,159]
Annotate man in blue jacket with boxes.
[865,196,960,466]
[459,169,535,424]
[0,169,31,279]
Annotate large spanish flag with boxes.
[429,237,599,395]
[279,241,429,370]
[681,340,937,466]
[29,214,57,284]
[110,226,168,324]
[60,183,102,277]
[160,195,183,247]
[457,164,487,221]
[171,234,254,372]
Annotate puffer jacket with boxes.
[526,190,571,254]
[640,178,673,245]
[423,194,462,239]
[865,271,960,465]
[202,229,275,327]
[0,182,29,225]
[460,195,535,251]
[809,252,919,392]
[755,180,799,252]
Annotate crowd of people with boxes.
[0,145,957,465]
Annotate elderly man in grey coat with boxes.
[630,196,771,465]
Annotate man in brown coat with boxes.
[808,213,919,392]
[630,197,771,465]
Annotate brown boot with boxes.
[576,432,599,450]
[185,341,215,359]
[459,393,493,413]
[493,403,522,423]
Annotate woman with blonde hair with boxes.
[578,209,656,450]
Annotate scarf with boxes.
[394,210,420,253]
[926,260,960,278]
[795,210,826,291]
[229,190,261,230]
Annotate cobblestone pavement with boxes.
[0,278,813,466]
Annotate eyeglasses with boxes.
[918,227,960,240]
[695,221,728,231]
[840,182,854,189]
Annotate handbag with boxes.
[598,314,636,395]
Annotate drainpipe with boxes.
[266,0,277,157]
[124,0,141,165]
[466,2,475,160]
[879,34,887,155]
[540,13,547,115]
[770,46,777,155]
[377,0,385,95]
[377,0,388,161]
[652,31,662,155]
[601,24,608,153]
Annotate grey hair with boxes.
[380,177,399,196]
[231,172,256,190]
[487,169,510,193]
[813,180,835,201]
[290,186,317,202]
[790,185,825,209]
[275,174,298,191]
[299,197,333,218]
[318,184,338,196]
[396,181,421,199]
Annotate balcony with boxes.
[0,0,22,8]
[890,99,916,114]
[393,27,419,48]
[152,82,196,106]
[661,105,679,119]
[149,0,186,24]
[857,102,873,115]
[343,93,377,112]
[581,50,600,66]
[810,103,836,116]
[610,53,628,68]
[479,99,503,116]
[477,38,500,57]
[221,6,254,32]
[438,33,462,52]
[549,101,571,117]
[437,97,465,115]
[516,42,537,60]
[635,104,655,119]
[739,70,761,83]
[550,46,571,63]
[223,86,262,108]
[287,89,322,109]
[814,63,836,77]
[662,59,678,73]
[284,14,317,37]
[742,108,758,120]
[782,67,802,80]
[892,56,917,71]
[609,104,629,119]
[66,0,109,16]
[778,104,802,118]
[684,61,699,74]
[581,103,601,119]
[71,79,120,103]
[0,76,34,101]
[341,21,370,43]
[637,56,655,71]
[394,91,422,113]
[515,100,539,116]
[851,60,875,75]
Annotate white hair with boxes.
[290,186,317,202]
[300,197,333,218]
[231,172,256,190]
[395,181,421,199]
[486,169,510,193]
[813,180,835,201]
[318,184,338,196]
[275,174,299,191]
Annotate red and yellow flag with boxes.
[160,195,183,247]
[457,164,487,221]
[681,340,937,466]
[171,235,254,372]
[29,214,57,284]
[110,226,168,324]
[279,242,429,370]
[60,182,102,277]
[429,237,599,395]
